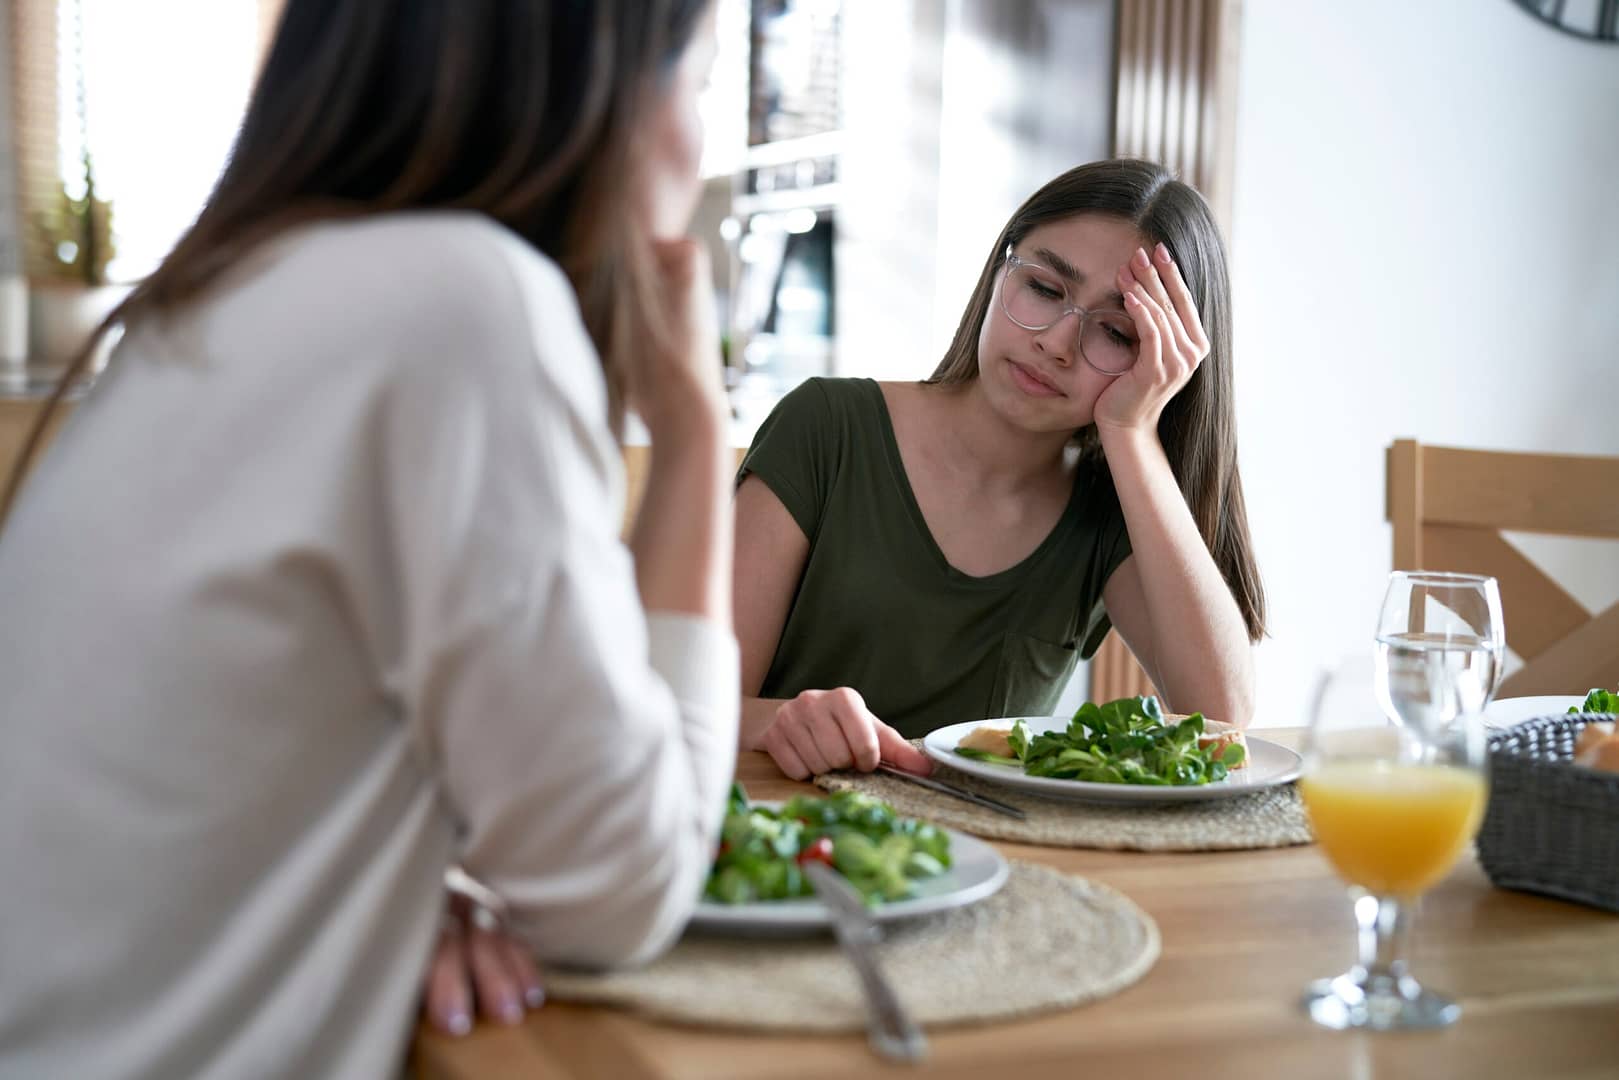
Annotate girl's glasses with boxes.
[998,248,1139,375]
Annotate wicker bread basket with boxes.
[1477,713,1619,913]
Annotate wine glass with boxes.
[1298,571,1502,1030]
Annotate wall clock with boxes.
[1512,0,1618,42]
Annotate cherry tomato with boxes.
[795,836,834,866]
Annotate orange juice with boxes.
[1299,761,1487,897]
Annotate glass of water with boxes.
[1374,571,1505,741]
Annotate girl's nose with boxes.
[1033,311,1081,365]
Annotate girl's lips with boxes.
[1007,359,1064,397]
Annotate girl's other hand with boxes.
[627,237,727,443]
[759,687,933,779]
[1094,243,1211,435]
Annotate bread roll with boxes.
[1575,731,1619,774]
[1574,722,1615,762]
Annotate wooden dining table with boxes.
[412,729,1619,1079]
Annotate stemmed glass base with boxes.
[1303,891,1462,1031]
[1303,970,1460,1031]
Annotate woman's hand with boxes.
[757,687,933,779]
[422,892,545,1037]
[625,237,728,443]
[623,236,734,621]
[1094,243,1211,435]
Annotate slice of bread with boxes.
[958,722,1015,759]
[1167,713,1248,769]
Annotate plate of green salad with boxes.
[691,785,1009,934]
[923,696,1302,804]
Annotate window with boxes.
[49,0,263,282]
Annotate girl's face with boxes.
[975,214,1148,433]
[636,8,719,238]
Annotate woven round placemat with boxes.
[814,757,1312,852]
[544,862,1158,1032]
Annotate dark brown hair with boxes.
[1,0,710,525]
[928,159,1266,641]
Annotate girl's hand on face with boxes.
[759,687,933,780]
[1093,243,1211,436]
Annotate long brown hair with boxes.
[0,0,710,527]
[928,159,1266,641]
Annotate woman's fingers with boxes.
[1139,282,1185,379]
[632,237,726,439]
[424,917,474,1037]
[1127,248,1199,365]
[763,688,890,776]
[423,889,540,1038]
[499,931,545,1010]
[783,715,833,776]
[1152,242,1210,357]
[1122,285,1164,378]
[826,689,882,771]
[764,729,812,780]
[1128,247,1177,326]
[804,705,858,772]
[467,918,526,1026]
[763,700,817,778]
[875,721,933,775]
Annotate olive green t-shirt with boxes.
[739,377,1132,739]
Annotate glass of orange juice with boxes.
[1299,571,1500,1030]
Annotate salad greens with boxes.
[704,784,952,906]
[955,695,1245,786]
[1569,688,1619,715]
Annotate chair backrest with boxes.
[1386,438,1619,697]
[1089,631,1157,704]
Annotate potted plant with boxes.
[30,163,125,370]
[28,0,129,373]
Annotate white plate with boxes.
[1482,695,1584,730]
[688,807,1009,936]
[922,716,1302,804]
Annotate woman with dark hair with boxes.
[0,1,734,1074]
[735,159,1265,778]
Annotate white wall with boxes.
[1230,0,1619,727]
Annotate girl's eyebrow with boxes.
[1032,245,1126,309]
[1033,246,1084,282]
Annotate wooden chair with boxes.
[1089,631,1156,703]
[1386,438,1619,696]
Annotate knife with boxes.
[802,861,928,1064]
[875,762,1028,820]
